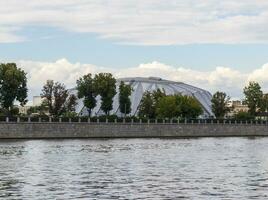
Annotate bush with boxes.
[61,112,78,118]
[234,111,254,120]
[0,107,19,116]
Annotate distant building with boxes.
[33,96,43,106]
[226,100,249,117]
[17,105,31,115]
[17,96,45,115]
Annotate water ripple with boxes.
[0,138,268,199]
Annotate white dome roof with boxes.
[76,77,213,117]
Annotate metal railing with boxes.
[0,116,267,125]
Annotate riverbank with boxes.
[0,122,267,138]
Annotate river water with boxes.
[0,138,268,199]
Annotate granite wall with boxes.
[0,122,267,138]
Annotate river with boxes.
[0,138,268,199]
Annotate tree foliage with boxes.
[66,94,78,113]
[0,107,20,116]
[119,81,132,116]
[139,89,202,119]
[243,81,263,116]
[94,73,116,115]
[138,92,154,118]
[41,80,77,117]
[156,95,179,118]
[138,89,166,118]
[234,111,254,120]
[211,91,230,118]
[27,105,48,116]
[0,63,28,110]
[178,95,203,118]
[260,93,268,113]
[76,74,97,116]
[156,95,203,119]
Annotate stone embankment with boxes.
[0,121,267,139]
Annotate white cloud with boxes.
[17,58,110,96]
[13,58,268,100]
[1,0,268,44]
[248,63,268,92]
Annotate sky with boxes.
[1,0,268,101]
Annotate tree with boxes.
[155,94,203,119]
[62,94,78,117]
[152,89,166,108]
[138,89,166,118]
[27,105,48,116]
[234,111,254,120]
[0,63,28,111]
[244,82,263,116]
[76,74,97,116]
[41,80,76,116]
[138,91,155,118]
[65,94,78,113]
[156,95,179,118]
[41,80,53,114]
[94,73,116,115]
[176,95,203,118]
[260,93,268,113]
[211,91,230,118]
[119,81,132,117]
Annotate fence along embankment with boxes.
[0,116,267,138]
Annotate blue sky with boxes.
[1,0,268,99]
[1,27,268,72]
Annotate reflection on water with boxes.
[0,138,268,199]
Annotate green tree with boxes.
[0,63,28,112]
[152,89,166,110]
[61,94,78,118]
[76,74,97,116]
[211,91,230,118]
[155,94,203,119]
[177,95,203,118]
[119,81,132,117]
[41,80,76,116]
[27,105,48,116]
[138,92,154,118]
[234,111,254,120]
[65,94,78,113]
[94,73,116,115]
[244,81,263,116]
[260,93,268,113]
[138,89,166,118]
[156,95,179,118]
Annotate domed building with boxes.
[74,77,213,117]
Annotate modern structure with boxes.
[75,77,213,117]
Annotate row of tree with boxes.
[2,62,267,119]
[76,73,133,116]
[38,73,132,117]
[0,63,133,117]
[211,81,268,119]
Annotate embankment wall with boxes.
[0,122,267,138]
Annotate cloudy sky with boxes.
[1,0,268,101]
